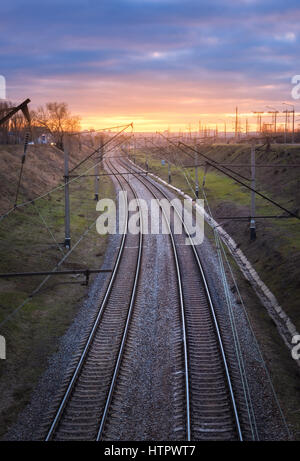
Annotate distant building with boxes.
[37,133,51,144]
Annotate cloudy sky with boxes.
[1,0,299,130]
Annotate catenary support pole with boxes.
[292,108,295,144]
[250,143,256,241]
[64,135,71,249]
[145,138,149,173]
[94,136,103,201]
[195,149,199,198]
[94,162,99,201]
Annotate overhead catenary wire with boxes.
[179,140,300,220]
[124,156,243,440]
[136,150,256,437]
[0,131,134,327]
[68,123,135,137]
[158,133,299,220]
[201,184,291,439]
[219,240,292,439]
[140,138,198,195]
[135,145,290,439]
[71,134,132,175]
[0,133,133,223]
[0,216,98,330]
[69,123,133,173]
[149,143,290,438]
[158,132,251,182]
[0,139,133,329]
[14,131,31,207]
[212,213,259,440]
[32,201,65,255]
[127,155,255,437]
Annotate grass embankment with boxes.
[134,144,300,332]
[0,144,115,436]
[134,144,300,437]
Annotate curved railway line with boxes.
[44,151,255,441]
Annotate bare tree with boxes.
[32,102,81,150]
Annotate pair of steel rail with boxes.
[45,154,243,441]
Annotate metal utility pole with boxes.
[0,98,31,126]
[94,160,100,201]
[266,106,279,134]
[292,107,295,144]
[283,103,295,144]
[94,136,103,201]
[145,138,149,172]
[195,150,199,198]
[133,135,136,163]
[235,107,239,139]
[253,111,264,134]
[164,140,170,183]
[250,143,256,241]
[188,124,192,141]
[64,135,71,249]
[283,110,288,143]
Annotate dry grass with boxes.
[0,143,115,436]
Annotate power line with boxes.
[14,132,31,207]
[67,123,134,137]
[158,132,251,182]
[164,136,299,220]
[0,134,132,222]
[0,216,99,329]
[69,123,133,173]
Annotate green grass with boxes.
[134,147,300,329]
[135,146,300,438]
[0,168,115,437]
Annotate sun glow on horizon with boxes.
[80,111,295,133]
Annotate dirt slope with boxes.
[0,143,85,214]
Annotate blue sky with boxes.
[1,0,299,130]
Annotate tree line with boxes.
[0,101,81,150]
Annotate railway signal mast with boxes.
[250,142,256,241]
[283,102,295,144]
[94,135,103,201]
[266,106,279,134]
[253,111,264,135]
[235,107,239,140]
[0,98,31,126]
[63,135,71,249]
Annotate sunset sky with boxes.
[1,0,300,131]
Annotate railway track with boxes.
[115,155,253,440]
[44,160,143,441]
[44,151,254,441]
